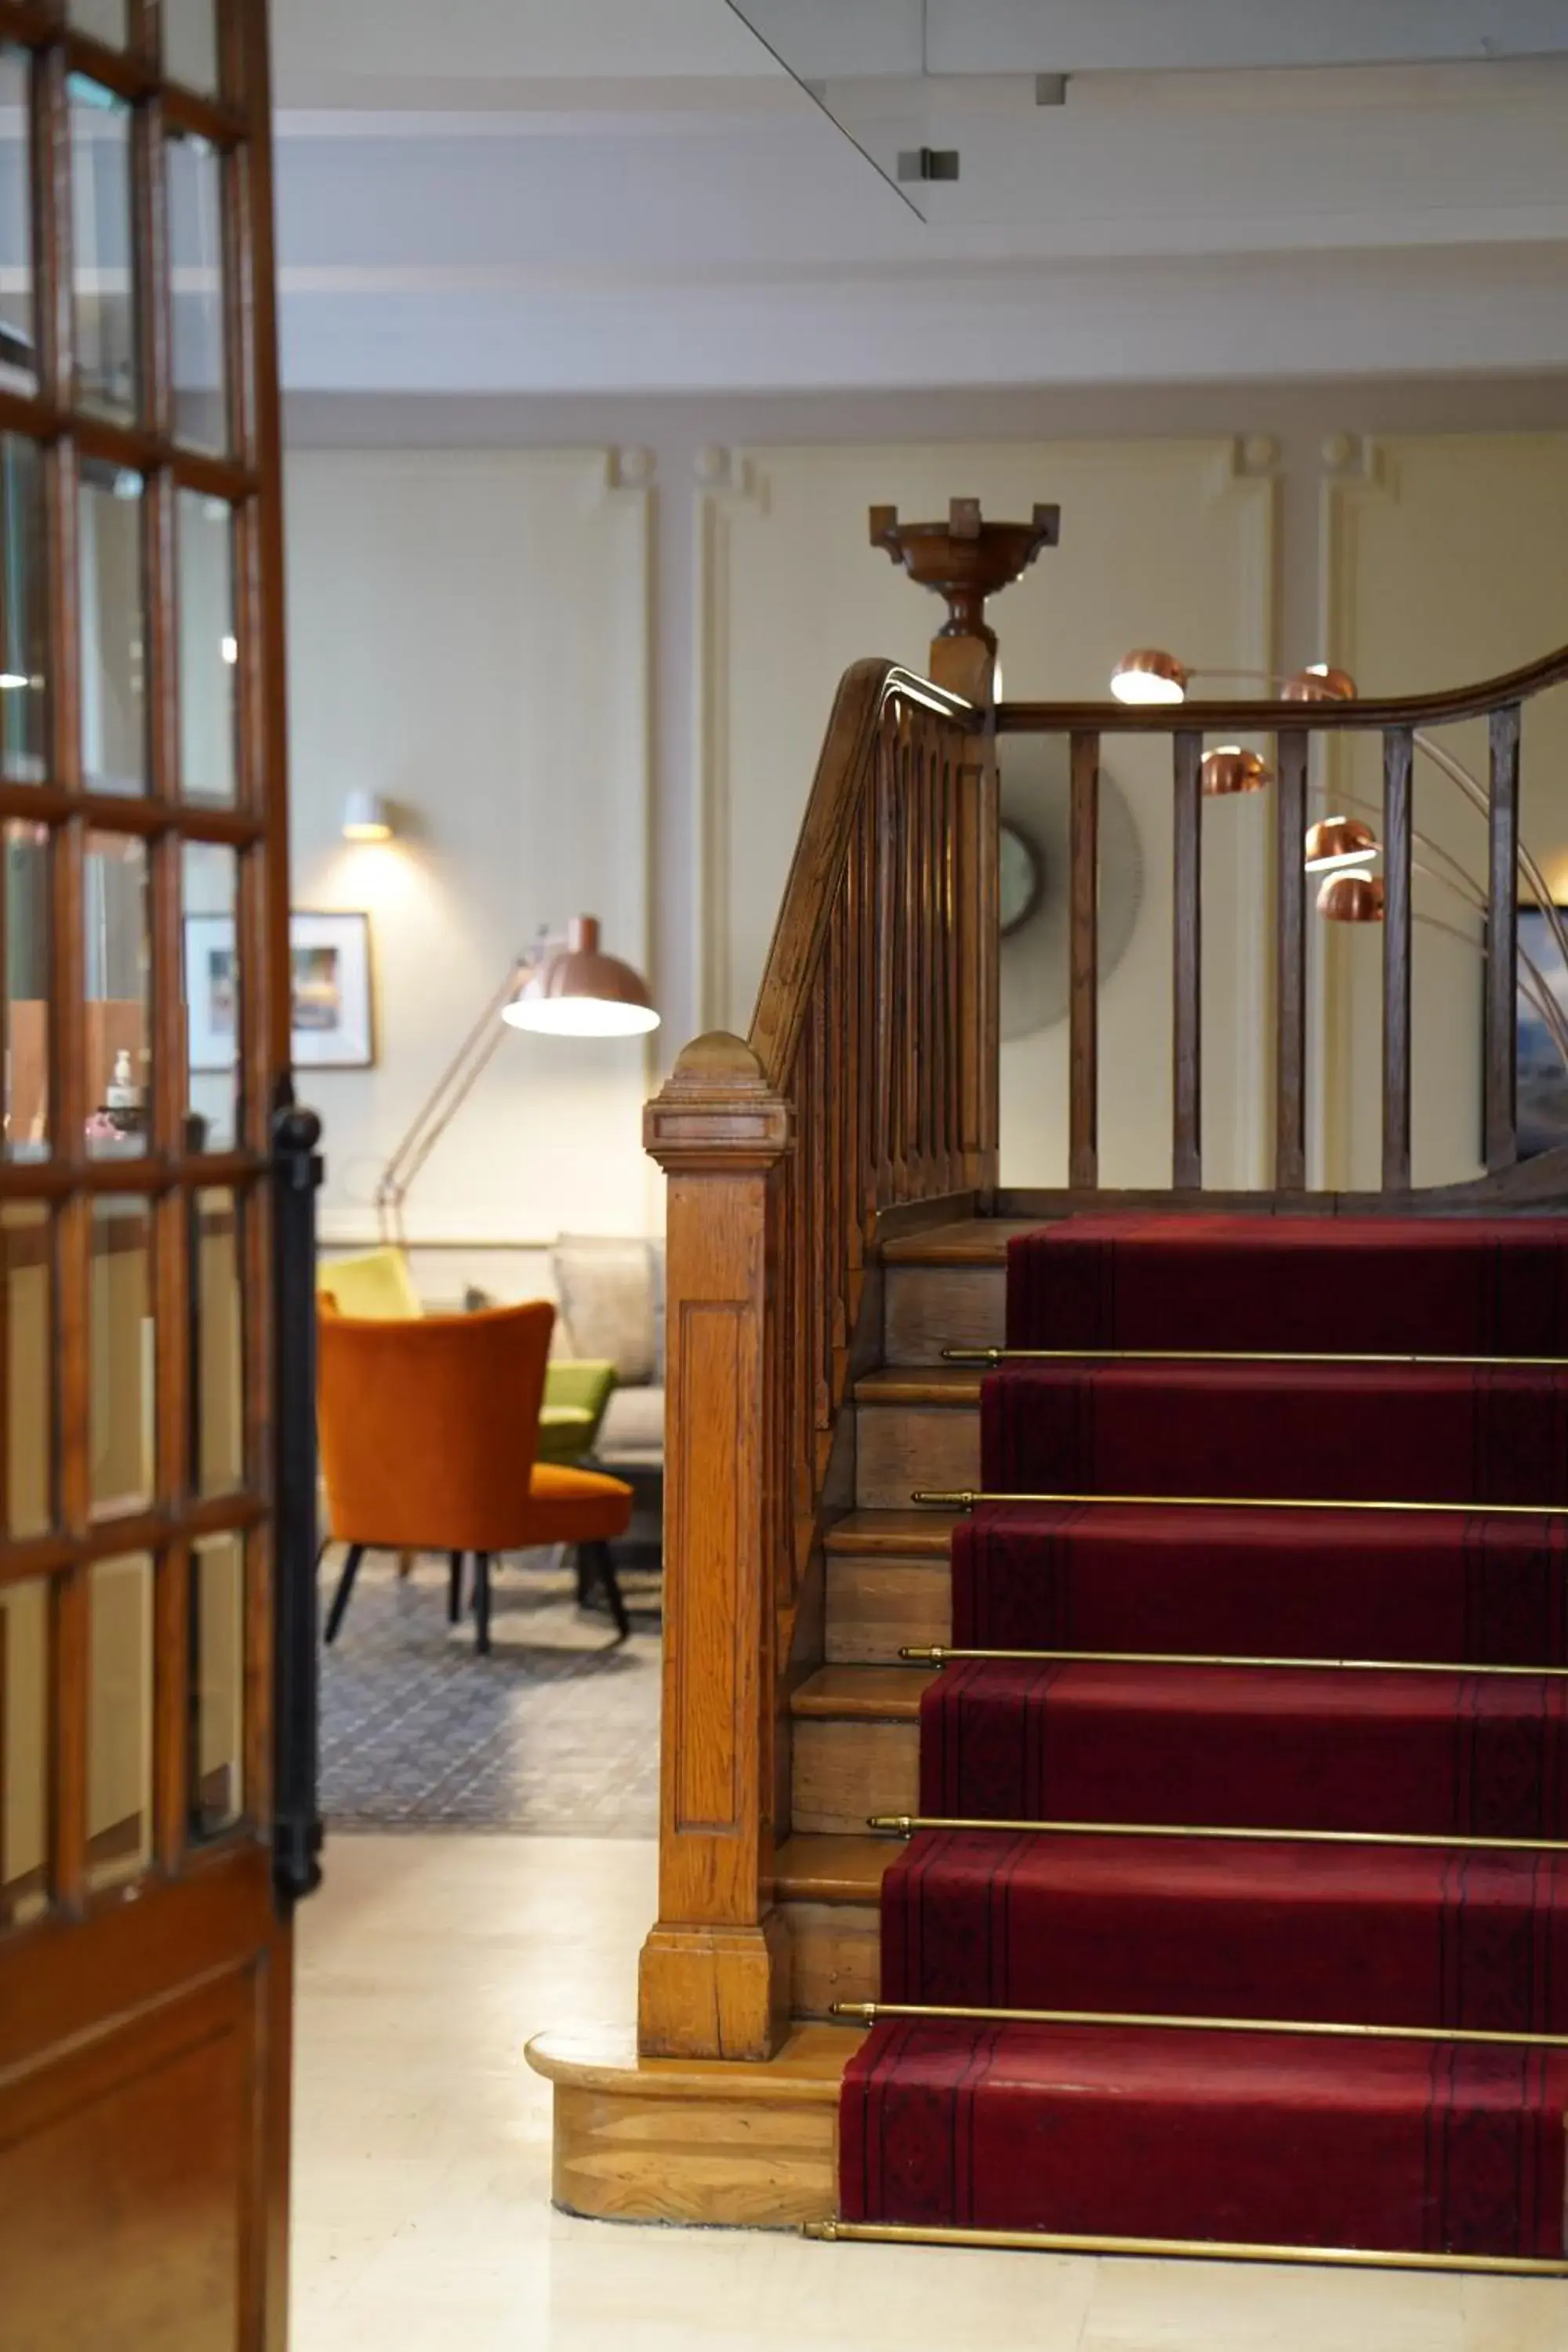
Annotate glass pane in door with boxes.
[5,822,50,1159]
[68,77,137,421]
[89,1195,154,1521]
[182,843,239,1146]
[2,1203,51,1537]
[67,0,130,46]
[169,133,228,454]
[79,464,148,793]
[191,1533,243,1836]
[85,831,151,1150]
[165,0,220,96]
[0,1578,50,1929]
[86,1551,153,1890]
[191,1186,243,1494]
[177,496,238,800]
[2,434,49,782]
[0,50,33,394]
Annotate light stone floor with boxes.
[292,1835,1567,2352]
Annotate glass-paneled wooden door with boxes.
[0,5,314,2345]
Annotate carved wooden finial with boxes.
[644,1031,793,1174]
[869,498,1061,651]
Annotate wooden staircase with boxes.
[526,516,1568,2246]
[528,1211,1014,2221]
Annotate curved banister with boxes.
[749,659,977,1086]
[997,637,1568,735]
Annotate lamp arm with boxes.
[375,952,535,1244]
[1406,852,1568,1069]
[1411,909,1568,1075]
[1411,730,1568,983]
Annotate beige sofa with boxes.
[550,1236,665,1474]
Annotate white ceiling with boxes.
[267,0,1568,395]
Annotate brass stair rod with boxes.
[902,1643,1568,1678]
[804,2220,1568,2278]
[943,1345,1568,1368]
[833,1998,1568,2053]
[868,1813,1568,1854]
[913,1488,1568,1518]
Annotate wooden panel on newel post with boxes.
[639,1033,794,2060]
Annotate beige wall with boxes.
[702,437,1276,1188]
[281,385,1568,1239]
[285,447,659,1248]
[1321,434,1568,1189]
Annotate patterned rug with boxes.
[319,1552,662,1835]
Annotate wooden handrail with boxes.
[997,637,1568,735]
[639,655,992,2062]
[750,661,979,1085]
[1001,638,1568,1198]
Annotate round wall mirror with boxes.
[999,821,1044,937]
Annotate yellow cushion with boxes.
[317,1247,423,1321]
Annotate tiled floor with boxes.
[292,1836,1567,2351]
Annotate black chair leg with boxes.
[474,1552,492,1655]
[324,1544,365,1646]
[448,1551,465,1623]
[574,1544,591,1606]
[587,1541,630,1642]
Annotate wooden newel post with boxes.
[639,1033,793,2060]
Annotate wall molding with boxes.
[693,446,767,1034]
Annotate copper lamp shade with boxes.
[503,916,660,1038]
[1305,815,1380,873]
[1201,745,1269,797]
[1284,664,1358,703]
[1316,872,1385,924]
[1110,648,1190,706]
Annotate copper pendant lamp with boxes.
[1316,872,1385,923]
[1304,815,1380,873]
[503,915,659,1039]
[1200,745,1269,797]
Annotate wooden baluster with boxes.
[793,1028,815,1540]
[919,727,938,1183]
[941,732,961,1180]
[1381,726,1414,1191]
[897,704,916,1185]
[977,717,1000,1185]
[857,789,880,1230]
[874,727,898,1203]
[1172,730,1203,1189]
[1274,727,1308,1191]
[809,989,832,1460]
[826,891,851,1388]
[640,1036,792,2060]
[1069,731,1100,1190]
[1484,705,1521,1174]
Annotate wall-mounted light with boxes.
[342,792,394,844]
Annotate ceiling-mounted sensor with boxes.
[1035,74,1069,106]
[897,147,960,183]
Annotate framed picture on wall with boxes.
[289,911,376,1068]
[1515,906,1568,1159]
[183,909,376,1071]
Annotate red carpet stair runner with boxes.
[838,1216,1568,2267]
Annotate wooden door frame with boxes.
[0,5,301,2345]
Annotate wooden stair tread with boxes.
[526,2021,860,2102]
[880,1217,1044,1266]
[792,1664,934,1720]
[854,1366,983,1406]
[826,1508,959,1557]
[775,1835,895,1902]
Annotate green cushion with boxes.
[538,1359,617,1464]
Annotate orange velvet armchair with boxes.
[317,1297,633,1653]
